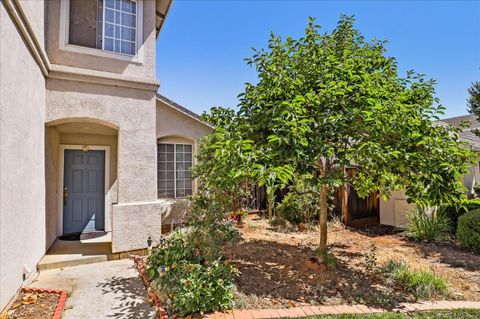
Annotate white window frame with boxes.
[59,0,144,63]
[157,142,194,199]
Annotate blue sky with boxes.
[156,0,480,118]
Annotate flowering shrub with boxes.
[155,260,236,316]
[146,194,241,316]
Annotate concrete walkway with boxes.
[30,259,155,319]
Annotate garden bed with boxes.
[226,216,480,309]
[4,287,67,319]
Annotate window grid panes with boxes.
[158,143,193,198]
[103,0,136,55]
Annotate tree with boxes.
[468,81,480,130]
[199,16,476,252]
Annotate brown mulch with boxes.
[225,217,480,310]
[5,290,59,319]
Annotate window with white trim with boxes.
[157,143,193,198]
[67,0,138,56]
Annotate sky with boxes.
[156,0,480,118]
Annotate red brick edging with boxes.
[22,287,68,319]
[132,255,169,319]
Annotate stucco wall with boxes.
[380,164,480,228]
[45,0,157,80]
[379,191,416,227]
[18,0,45,49]
[45,127,60,250]
[46,78,157,203]
[0,3,46,310]
[112,199,189,252]
[156,99,213,141]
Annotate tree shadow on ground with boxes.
[345,225,404,238]
[226,239,407,309]
[398,239,480,272]
[97,270,156,319]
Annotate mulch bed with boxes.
[4,288,67,319]
[226,217,480,310]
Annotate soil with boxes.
[225,216,480,309]
[5,290,59,319]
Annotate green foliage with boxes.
[468,81,480,125]
[405,208,451,242]
[381,260,448,300]
[315,249,337,269]
[276,177,319,223]
[147,228,197,280]
[147,226,239,316]
[199,15,475,251]
[457,209,480,252]
[155,260,236,316]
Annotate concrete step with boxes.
[38,239,117,271]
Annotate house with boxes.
[0,0,211,311]
[378,114,480,227]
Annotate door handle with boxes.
[64,187,68,205]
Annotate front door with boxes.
[63,149,105,234]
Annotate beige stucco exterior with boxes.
[0,0,214,311]
[380,164,480,227]
[0,0,47,310]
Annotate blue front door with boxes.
[63,149,105,234]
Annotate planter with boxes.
[13,287,68,319]
[132,255,169,319]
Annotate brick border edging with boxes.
[204,301,480,319]
[22,287,68,319]
[132,255,169,319]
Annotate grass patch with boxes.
[381,260,448,300]
[405,209,450,242]
[306,308,480,318]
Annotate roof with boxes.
[440,114,480,150]
[156,0,174,36]
[156,94,213,128]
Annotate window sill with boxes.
[60,43,144,64]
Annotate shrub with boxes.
[275,175,319,224]
[381,260,448,299]
[457,209,480,252]
[147,228,198,280]
[276,191,318,224]
[155,260,236,316]
[405,208,450,242]
[147,227,239,316]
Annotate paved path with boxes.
[206,301,480,319]
[30,259,155,319]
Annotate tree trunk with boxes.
[319,184,329,252]
[268,199,273,219]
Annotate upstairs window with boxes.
[66,0,138,56]
[157,143,193,198]
[104,0,137,55]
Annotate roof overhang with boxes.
[156,0,173,36]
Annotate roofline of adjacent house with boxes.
[156,94,214,129]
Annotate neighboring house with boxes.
[0,0,211,311]
[378,114,480,227]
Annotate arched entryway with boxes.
[45,118,119,249]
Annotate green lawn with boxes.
[307,308,480,319]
